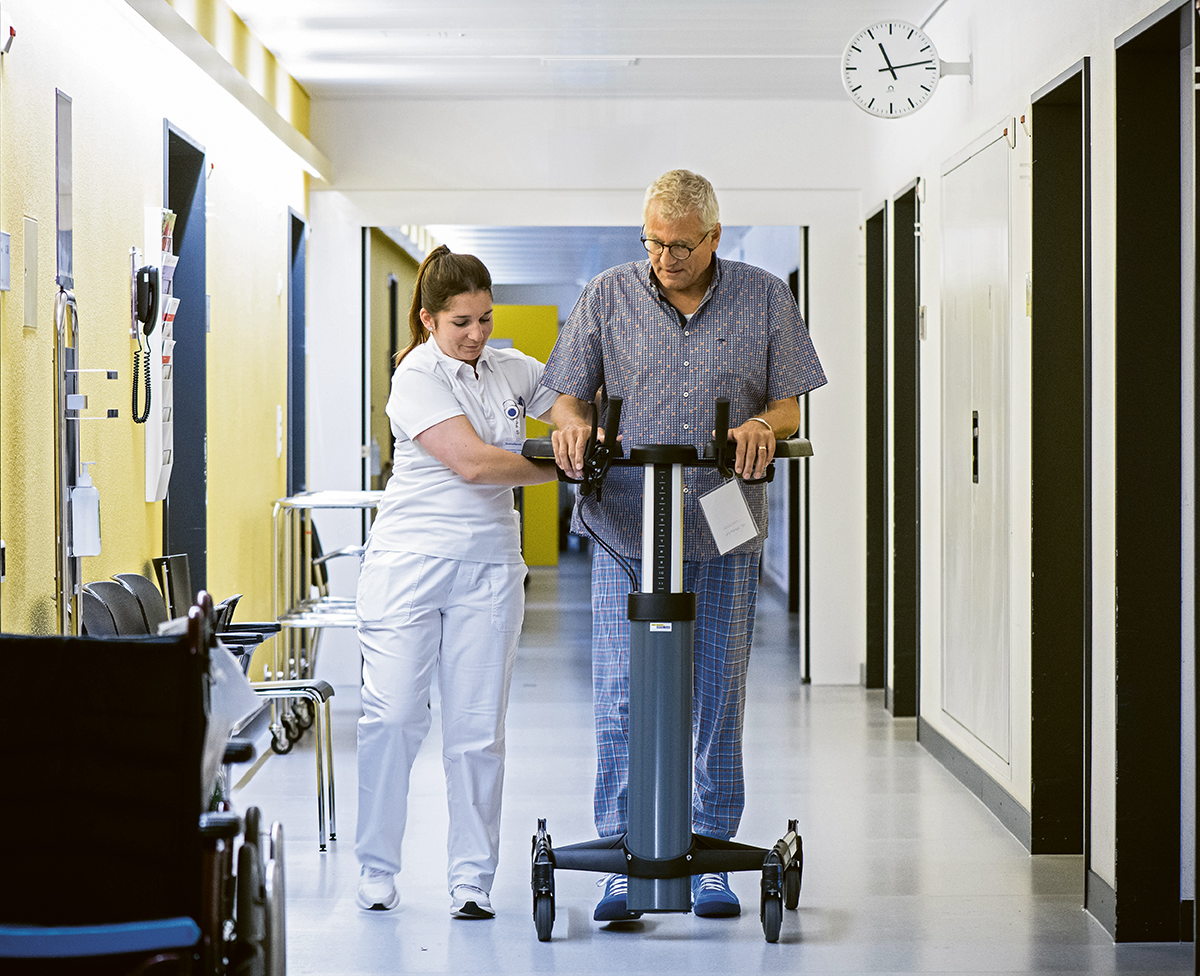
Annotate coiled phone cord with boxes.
[131,340,151,424]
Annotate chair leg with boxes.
[312,692,328,853]
[323,698,336,842]
[251,684,336,852]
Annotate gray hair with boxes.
[642,169,720,229]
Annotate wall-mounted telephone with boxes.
[132,264,158,424]
[136,265,159,334]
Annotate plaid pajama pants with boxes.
[591,547,761,841]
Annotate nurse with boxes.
[355,245,559,919]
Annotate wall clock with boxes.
[842,21,940,118]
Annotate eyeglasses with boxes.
[640,228,714,261]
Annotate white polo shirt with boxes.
[367,338,559,564]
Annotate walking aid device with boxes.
[524,397,810,943]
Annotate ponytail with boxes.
[395,245,493,367]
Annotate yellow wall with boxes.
[0,0,308,630]
[164,0,312,138]
[492,305,559,567]
[368,230,418,487]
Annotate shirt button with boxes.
[683,424,689,430]
[682,392,688,398]
[684,361,690,366]
[683,487,690,493]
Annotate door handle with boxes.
[972,411,979,484]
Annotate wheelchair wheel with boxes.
[264,852,286,976]
[244,806,262,849]
[234,841,266,975]
[292,698,315,731]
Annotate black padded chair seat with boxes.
[84,580,152,636]
[114,572,171,631]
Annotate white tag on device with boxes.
[699,479,759,555]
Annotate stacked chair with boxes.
[81,560,337,853]
[0,593,285,975]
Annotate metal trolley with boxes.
[524,398,810,944]
[270,490,382,754]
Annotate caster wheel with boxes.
[534,893,554,942]
[270,729,294,755]
[293,699,314,731]
[762,893,782,943]
[535,893,552,941]
[784,861,801,910]
[281,712,302,743]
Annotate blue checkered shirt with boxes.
[541,257,826,562]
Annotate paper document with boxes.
[699,479,759,554]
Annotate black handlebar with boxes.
[519,397,813,490]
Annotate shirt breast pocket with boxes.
[715,327,768,401]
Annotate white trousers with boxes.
[354,549,526,894]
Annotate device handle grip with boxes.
[604,398,623,438]
[713,397,732,478]
[603,397,623,458]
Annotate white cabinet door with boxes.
[941,134,1011,764]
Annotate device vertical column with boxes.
[627,446,697,913]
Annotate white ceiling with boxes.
[234,2,938,288]
[225,0,940,101]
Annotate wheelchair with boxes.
[0,593,285,975]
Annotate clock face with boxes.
[842,21,940,118]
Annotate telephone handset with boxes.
[135,265,159,334]
[131,265,158,424]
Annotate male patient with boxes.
[543,169,826,920]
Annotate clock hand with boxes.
[877,43,898,80]
[879,59,935,71]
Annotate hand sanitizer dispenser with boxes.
[70,461,101,557]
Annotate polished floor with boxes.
[234,550,1192,975]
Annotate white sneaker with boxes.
[357,867,399,911]
[450,884,495,919]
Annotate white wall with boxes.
[856,0,1186,892]
[307,97,873,684]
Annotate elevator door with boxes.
[941,131,1012,764]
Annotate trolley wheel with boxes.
[762,892,782,943]
[270,728,294,755]
[784,859,802,910]
[281,711,302,743]
[292,699,315,731]
[534,893,554,942]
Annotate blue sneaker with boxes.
[691,872,740,918]
[593,874,642,921]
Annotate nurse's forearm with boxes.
[416,414,556,486]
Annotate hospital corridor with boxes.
[3,0,1200,973]
[233,551,1193,974]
